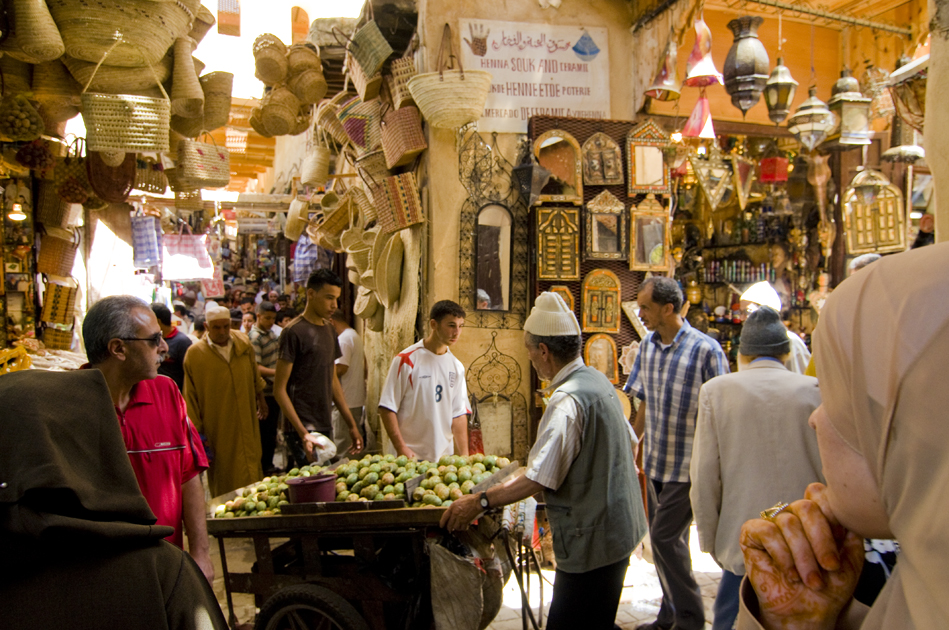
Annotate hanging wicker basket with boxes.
[37,230,79,276]
[62,54,173,94]
[390,56,417,108]
[32,59,82,124]
[171,37,204,119]
[260,87,301,137]
[36,180,71,229]
[337,95,381,152]
[346,51,383,101]
[289,68,328,105]
[201,71,234,132]
[315,94,351,146]
[407,24,492,129]
[5,0,66,63]
[0,56,33,97]
[380,103,427,168]
[134,156,168,194]
[302,126,333,188]
[337,12,392,78]
[188,5,216,45]
[253,33,289,86]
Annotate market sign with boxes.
[237,217,275,234]
[458,19,611,133]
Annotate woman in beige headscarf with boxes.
[736,242,949,630]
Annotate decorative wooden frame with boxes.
[730,152,756,210]
[582,131,624,186]
[626,119,671,196]
[629,194,671,272]
[581,268,621,334]
[474,203,514,312]
[585,334,619,384]
[690,144,734,210]
[549,285,575,312]
[585,190,627,261]
[533,129,583,205]
[621,300,649,340]
[537,206,580,280]
[842,181,906,255]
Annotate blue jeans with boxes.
[712,570,743,630]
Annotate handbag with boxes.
[162,225,214,280]
[176,132,230,188]
[131,210,162,268]
[301,125,333,188]
[372,171,424,234]
[379,81,426,168]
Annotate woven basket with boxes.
[355,150,390,185]
[47,0,199,67]
[177,133,230,188]
[43,327,75,351]
[311,191,356,241]
[249,106,273,138]
[302,126,332,187]
[201,71,234,131]
[62,54,173,94]
[407,24,492,129]
[37,232,79,276]
[373,172,423,234]
[0,56,33,96]
[289,68,328,104]
[390,56,417,108]
[171,37,204,118]
[134,156,168,194]
[188,4,216,45]
[54,138,92,204]
[175,188,202,210]
[80,42,172,153]
[316,95,350,146]
[352,185,376,225]
[288,42,322,74]
[8,0,66,62]
[86,150,136,203]
[32,59,82,123]
[170,112,204,137]
[380,104,426,168]
[346,18,392,78]
[346,52,383,101]
[260,87,301,136]
[36,180,71,228]
[41,281,78,325]
[337,96,381,151]
[253,33,289,86]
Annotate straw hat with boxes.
[375,230,404,309]
[285,197,308,241]
[353,285,379,319]
[366,303,385,332]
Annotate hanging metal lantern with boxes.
[685,12,723,88]
[827,69,871,146]
[682,93,716,139]
[881,107,925,164]
[723,16,770,116]
[763,58,798,124]
[787,86,838,152]
[513,158,552,207]
[645,35,681,101]
[888,53,927,133]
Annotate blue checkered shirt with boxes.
[249,324,279,394]
[624,320,729,483]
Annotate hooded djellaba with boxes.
[0,369,227,629]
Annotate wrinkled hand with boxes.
[191,549,215,585]
[302,432,320,459]
[439,492,482,532]
[740,483,864,630]
[348,426,364,455]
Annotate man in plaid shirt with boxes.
[624,277,729,630]
[249,301,281,475]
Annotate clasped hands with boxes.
[740,483,866,630]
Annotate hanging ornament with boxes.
[763,14,797,124]
[723,16,769,116]
[827,69,871,146]
[805,153,835,259]
[645,33,681,101]
[682,91,716,139]
[684,11,723,88]
[787,86,837,152]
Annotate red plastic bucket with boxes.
[287,474,337,503]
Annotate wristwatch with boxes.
[479,491,490,510]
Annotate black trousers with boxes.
[647,478,705,630]
[259,395,279,471]
[546,555,629,630]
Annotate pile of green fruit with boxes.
[212,454,512,518]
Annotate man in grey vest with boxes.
[443,292,647,630]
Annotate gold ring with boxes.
[760,502,790,522]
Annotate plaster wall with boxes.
[928,0,949,243]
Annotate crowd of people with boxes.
[2,243,947,629]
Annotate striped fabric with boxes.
[624,321,729,483]
[249,325,279,393]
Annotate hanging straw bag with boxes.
[0,56,33,96]
[408,24,492,129]
[37,228,80,276]
[176,132,231,189]
[55,138,92,204]
[86,150,136,203]
[345,51,383,102]
[31,59,82,124]
[337,5,392,79]
[354,150,390,185]
[41,278,79,326]
[36,180,71,229]
[287,43,328,104]
[372,171,424,234]
[3,0,65,63]
[200,71,234,132]
[134,156,168,194]
[389,56,417,108]
[260,87,301,137]
[188,5,216,45]
[80,40,171,153]
[337,95,381,152]
[379,81,426,168]
[301,125,333,188]
[316,92,351,147]
[253,33,289,86]
[43,327,75,351]
[171,37,204,119]
[131,209,162,268]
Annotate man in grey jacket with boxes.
[690,306,823,630]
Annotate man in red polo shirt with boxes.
[82,295,213,583]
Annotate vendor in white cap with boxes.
[442,292,646,630]
[739,281,810,374]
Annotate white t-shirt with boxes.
[379,340,470,462]
[335,327,365,407]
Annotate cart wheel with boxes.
[254,584,370,630]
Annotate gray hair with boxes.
[525,333,581,364]
[849,253,881,273]
[640,276,683,312]
[83,295,150,365]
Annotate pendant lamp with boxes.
[764,59,798,124]
[723,16,770,116]
[682,92,716,139]
[513,158,552,207]
[787,87,838,152]
[645,35,681,101]
[827,69,871,146]
[684,12,723,88]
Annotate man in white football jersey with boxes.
[379,300,471,462]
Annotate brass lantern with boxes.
[827,69,871,146]
[763,58,798,124]
[787,86,838,152]
[723,16,770,116]
[888,53,927,133]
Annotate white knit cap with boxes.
[524,292,581,336]
[740,281,782,311]
[204,302,231,322]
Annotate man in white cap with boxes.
[443,292,646,630]
[183,301,268,497]
[739,281,810,374]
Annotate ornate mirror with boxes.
[690,144,734,210]
[621,300,649,339]
[475,204,512,311]
[533,130,583,205]
[585,190,627,260]
[550,285,575,312]
[585,334,619,384]
[627,119,671,196]
[537,206,580,280]
[842,168,906,254]
[630,194,671,272]
[582,132,624,186]
[730,152,756,210]
[582,268,621,333]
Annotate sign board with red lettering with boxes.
[458,19,611,133]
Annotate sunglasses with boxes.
[119,332,164,348]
